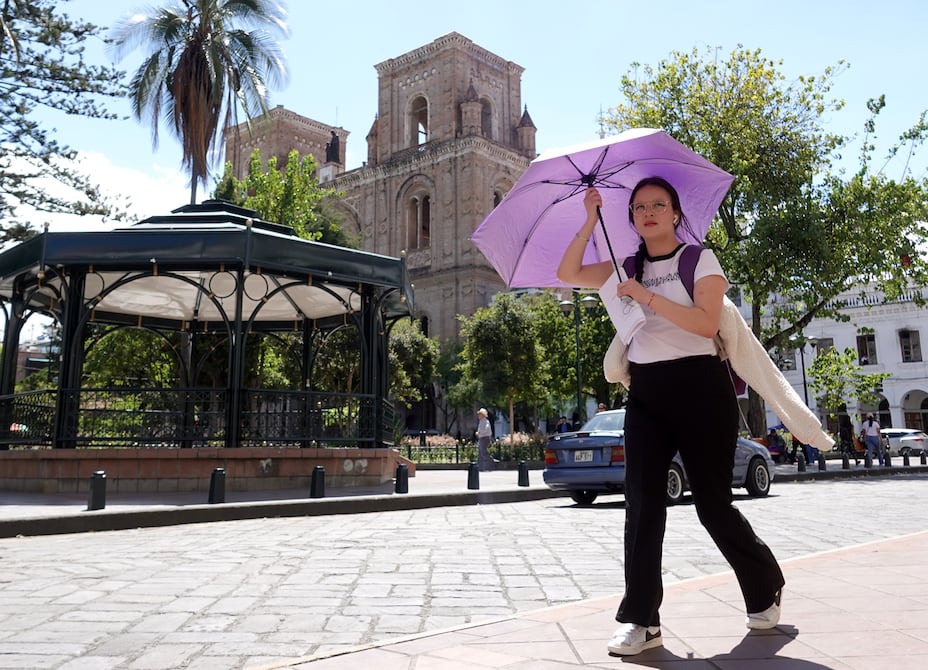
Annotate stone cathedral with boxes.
[225,32,537,342]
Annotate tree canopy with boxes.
[450,290,620,434]
[456,292,543,434]
[110,0,289,204]
[604,45,928,432]
[808,344,890,421]
[0,0,128,240]
[213,148,358,247]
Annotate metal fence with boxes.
[0,388,395,449]
[398,440,546,465]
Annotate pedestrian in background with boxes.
[475,408,493,471]
[860,414,883,465]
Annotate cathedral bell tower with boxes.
[334,32,537,341]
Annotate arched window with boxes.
[492,181,511,209]
[409,96,429,147]
[405,193,431,250]
[481,99,493,139]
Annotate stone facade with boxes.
[336,32,536,340]
[225,33,536,341]
[224,105,349,183]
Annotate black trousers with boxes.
[616,355,785,627]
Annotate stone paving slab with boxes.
[256,531,928,669]
[2,464,928,668]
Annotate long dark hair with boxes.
[626,176,698,281]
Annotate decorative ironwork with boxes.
[0,388,394,449]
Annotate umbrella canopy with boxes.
[470,128,734,288]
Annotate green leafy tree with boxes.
[522,291,621,421]
[435,339,465,435]
[456,292,545,434]
[83,327,180,387]
[388,318,439,408]
[605,45,928,433]
[0,0,128,240]
[213,148,357,246]
[111,0,289,204]
[808,345,890,420]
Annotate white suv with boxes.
[880,428,928,456]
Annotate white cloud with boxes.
[41,151,191,232]
[7,151,190,235]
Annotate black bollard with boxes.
[395,463,409,494]
[842,452,850,470]
[87,470,106,511]
[904,453,911,467]
[467,462,480,490]
[922,452,927,466]
[818,453,826,471]
[884,450,892,468]
[864,450,872,468]
[517,460,530,487]
[208,467,226,504]
[797,451,806,472]
[310,465,325,498]
[419,430,427,447]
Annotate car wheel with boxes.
[745,457,771,497]
[900,446,910,457]
[570,490,598,505]
[666,463,685,505]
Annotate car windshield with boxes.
[581,411,625,432]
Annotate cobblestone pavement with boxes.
[1,473,926,669]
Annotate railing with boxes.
[0,389,56,448]
[239,390,386,447]
[399,440,545,465]
[0,388,393,449]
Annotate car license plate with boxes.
[573,450,593,463]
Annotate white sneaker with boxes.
[746,589,782,630]
[607,623,663,656]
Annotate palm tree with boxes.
[111,0,288,204]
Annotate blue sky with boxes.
[35,0,928,223]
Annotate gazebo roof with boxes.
[0,201,414,329]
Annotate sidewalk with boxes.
[3,462,928,668]
[3,460,927,538]
[254,530,928,669]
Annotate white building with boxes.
[747,284,928,434]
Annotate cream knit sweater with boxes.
[604,297,835,451]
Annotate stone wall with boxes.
[0,447,414,494]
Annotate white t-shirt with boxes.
[627,245,728,364]
[861,419,880,437]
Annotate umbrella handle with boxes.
[596,206,622,278]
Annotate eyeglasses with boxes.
[629,200,670,216]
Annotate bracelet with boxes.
[647,293,655,307]
[575,233,590,241]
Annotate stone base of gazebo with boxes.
[0,447,415,494]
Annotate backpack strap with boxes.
[677,244,705,300]
[621,254,637,282]
[622,244,705,299]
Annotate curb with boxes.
[0,486,568,539]
[3,464,927,539]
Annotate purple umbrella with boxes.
[470,128,734,288]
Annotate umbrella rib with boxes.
[507,195,582,283]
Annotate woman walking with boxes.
[557,177,784,657]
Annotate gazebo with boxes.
[0,201,415,492]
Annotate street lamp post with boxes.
[790,334,819,406]
[559,291,598,427]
